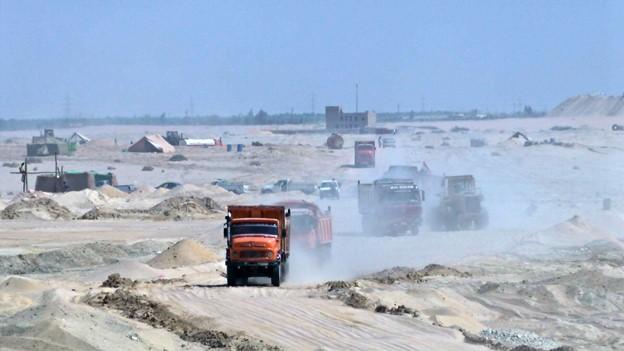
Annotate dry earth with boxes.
[0,116,622,350]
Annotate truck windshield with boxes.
[231,223,278,236]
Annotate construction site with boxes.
[1,2,623,350]
[0,107,621,350]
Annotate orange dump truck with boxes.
[275,200,332,260]
[354,141,376,167]
[224,205,290,287]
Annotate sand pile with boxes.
[0,195,73,220]
[523,215,619,248]
[0,276,45,294]
[88,260,164,282]
[148,196,221,220]
[54,188,111,214]
[98,184,128,198]
[0,241,169,275]
[147,239,220,269]
[363,264,471,284]
[550,94,624,117]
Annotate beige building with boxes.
[325,106,376,130]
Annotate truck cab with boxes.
[354,141,376,167]
[224,205,290,286]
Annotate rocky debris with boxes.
[142,166,154,171]
[477,328,563,350]
[251,141,263,146]
[249,160,262,166]
[101,273,136,288]
[80,207,127,220]
[1,196,73,220]
[0,240,169,275]
[86,288,281,350]
[374,304,419,317]
[343,291,370,309]
[363,264,471,284]
[324,280,358,291]
[169,154,188,162]
[147,239,219,269]
[2,162,18,168]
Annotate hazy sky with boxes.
[1,0,622,118]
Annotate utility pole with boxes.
[311,93,315,116]
[355,83,359,112]
[190,97,195,117]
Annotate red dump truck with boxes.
[224,205,291,287]
[358,178,425,235]
[275,200,332,260]
[354,141,376,167]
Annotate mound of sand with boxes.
[1,196,73,220]
[523,215,620,248]
[363,264,471,284]
[98,184,128,198]
[54,188,111,214]
[148,196,221,220]
[88,260,164,282]
[147,239,220,269]
[550,94,624,117]
[0,276,45,294]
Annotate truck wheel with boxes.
[226,266,237,287]
[271,265,281,287]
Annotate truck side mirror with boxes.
[286,209,291,217]
[223,224,228,238]
[421,190,426,201]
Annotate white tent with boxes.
[68,132,91,144]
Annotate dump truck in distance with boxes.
[275,200,332,261]
[358,178,425,235]
[224,205,290,287]
[354,141,376,167]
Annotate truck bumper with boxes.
[227,260,280,277]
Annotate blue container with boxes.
[236,144,244,152]
[226,144,232,152]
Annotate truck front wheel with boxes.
[226,265,237,287]
[271,265,281,287]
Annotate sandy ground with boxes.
[0,116,622,350]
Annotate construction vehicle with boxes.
[354,141,376,167]
[261,179,317,195]
[613,124,623,131]
[164,131,184,146]
[275,200,332,261]
[358,178,425,235]
[430,175,488,231]
[224,205,291,287]
[326,133,344,149]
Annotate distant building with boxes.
[325,106,376,130]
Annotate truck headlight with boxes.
[266,251,273,259]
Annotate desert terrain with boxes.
[0,115,622,351]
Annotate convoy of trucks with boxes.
[354,141,376,167]
[357,178,425,235]
[224,205,291,287]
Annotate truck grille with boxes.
[240,250,268,259]
[465,197,481,212]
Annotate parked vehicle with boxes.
[381,137,396,148]
[212,179,249,194]
[275,200,332,262]
[318,180,340,199]
[354,141,376,167]
[224,205,291,287]
[156,181,181,190]
[261,179,317,195]
[358,178,425,235]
